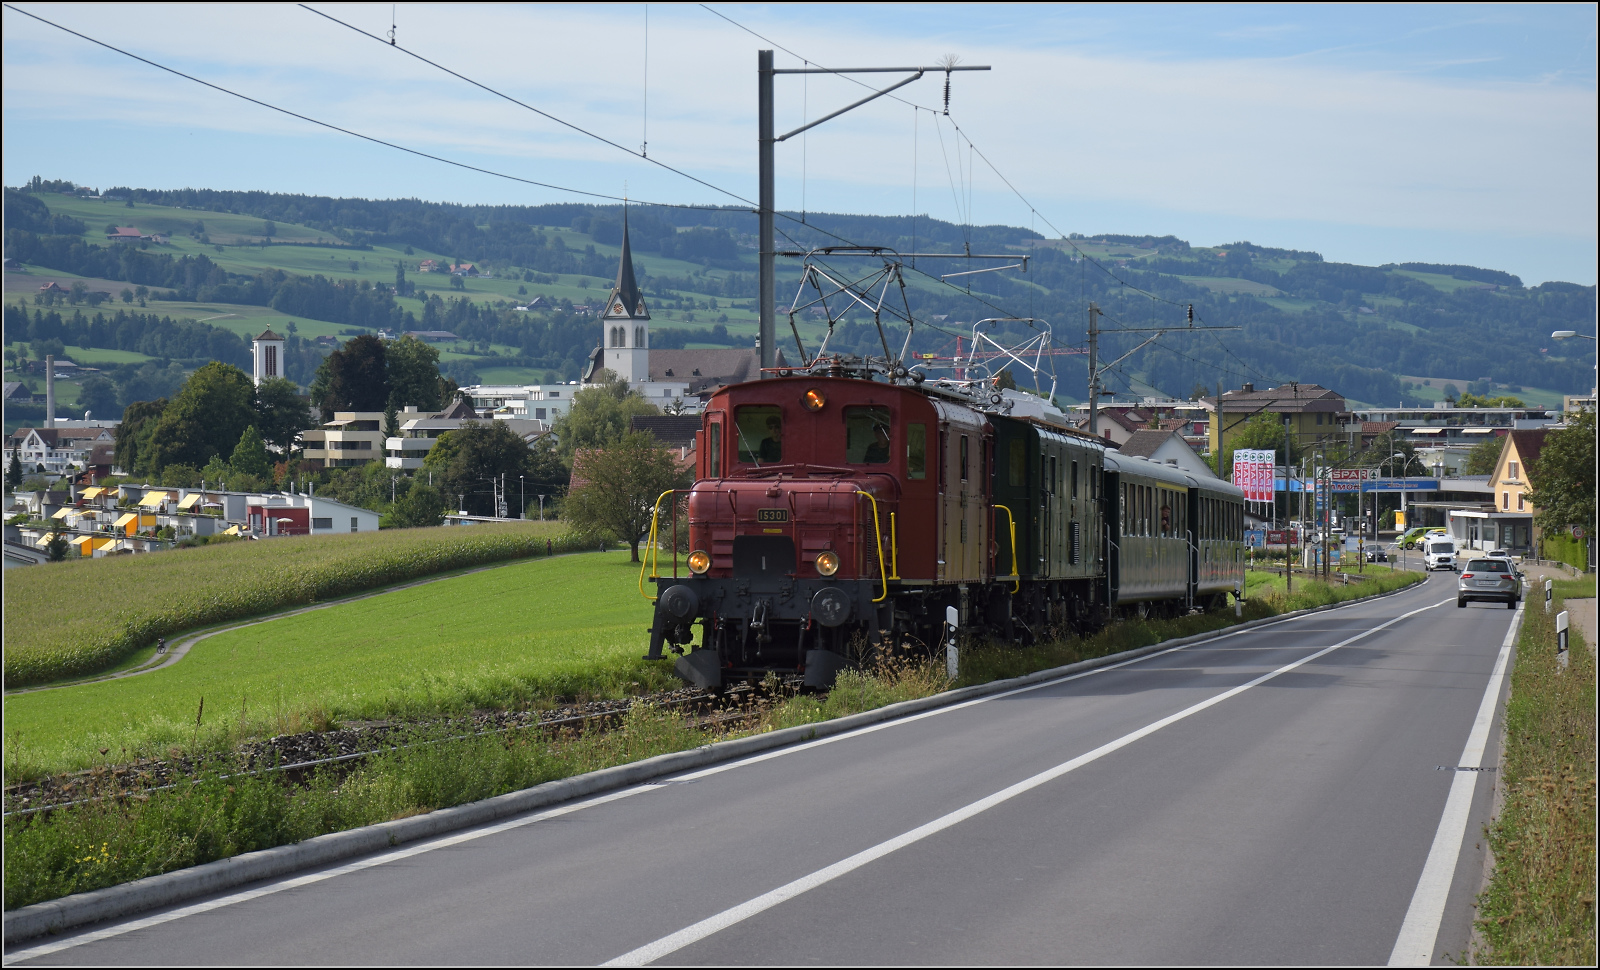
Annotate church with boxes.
[582,213,780,410]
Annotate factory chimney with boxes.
[45,355,56,429]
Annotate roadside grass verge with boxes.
[1473,581,1596,965]
[2,566,1425,912]
[3,522,575,688]
[3,551,674,779]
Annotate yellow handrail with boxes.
[888,512,900,580]
[993,504,1020,592]
[854,491,889,603]
[637,489,677,601]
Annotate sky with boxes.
[3,3,1596,284]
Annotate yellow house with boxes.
[1454,428,1549,552]
[1493,430,1547,517]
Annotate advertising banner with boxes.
[1231,449,1276,503]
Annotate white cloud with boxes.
[3,2,1593,250]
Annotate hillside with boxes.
[4,181,1594,423]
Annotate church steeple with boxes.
[598,210,651,383]
[606,212,649,320]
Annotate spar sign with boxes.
[1231,449,1276,503]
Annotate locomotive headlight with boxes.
[803,388,826,411]
[814,550,840,576]
[687,550,711,575]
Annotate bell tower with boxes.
[600,213,650,384]
[252,328,286,386]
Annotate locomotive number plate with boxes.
[757,508,789,523]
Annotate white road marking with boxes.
[1387,601,1521,966]
[603,598,1453,967]
[4,585,1436,963]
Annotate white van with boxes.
[1424,539,1458,571]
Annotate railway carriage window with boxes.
[736,407,783,464]
[1008,440,1024,487]
[1071,460,1079,498]
[1051,456,1059,495]
[708,423,722,477]
[845,406,893,464]
[1160,495,1172,537]
[960,435,970,482]
[907,424,927,479]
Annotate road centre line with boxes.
[1387,602,1522,966]
[603,597,1455,967]
[3,585,1439,963]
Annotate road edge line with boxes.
[1386,599,1522,966]
[2,575,1428,947]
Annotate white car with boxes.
[1423,539,1458,571]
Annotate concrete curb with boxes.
[3,575,1428,945]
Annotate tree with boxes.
[261,220,276,238]
[230,426,272,479]
[385,482,445,528]
[115,398,169,475]
[385,335,443,410]
[253,377,313,458]
[384,403,401,440]
[563,432,690,562]
[994,369,1018,391]
[78,376,119,419]
[1222,412,1286,476]
[321,334,390,413]
[120,288,133,304]
[423,421,541,517]
[144,363,256,474]
[1457,392,1526,408]
[1463,434,1505,476]
[6,445,22,489]
[551,377,660,460]
[1526,409,1595,536]
[449,275,465,291]
[44,532,70,562]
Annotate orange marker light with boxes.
[803,388,826,411]
[688,550,711,574]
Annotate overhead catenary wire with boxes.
[1,3,721,213]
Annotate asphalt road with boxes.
[9,573,1517,967]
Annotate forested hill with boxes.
[5,180,1594,408]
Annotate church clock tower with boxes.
[600,214,651,384]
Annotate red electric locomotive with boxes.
[645,369,1039,689]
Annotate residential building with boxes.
[402,330,461,343]
[1068,399,1209,449]
[1347,404,1561,449]
[1444,429,1546,553]
[7,426,115,476]
[106,226,144,244]
[1201,383,1350,457]
[300,412,385,470]
[1116,428,1218,480]
[385,401,547,469]
[463,384,575,422]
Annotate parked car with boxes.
[1458,558,1520,608]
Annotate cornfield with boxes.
[4,524,586,687]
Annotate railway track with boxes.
[3,684,782,818]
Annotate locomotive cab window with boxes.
[707,421,722,477]
[736,407,783,464]
[907,424,927,479]
[1071,460,1079,498]
[960,435,970,482]
[845,407,893,465]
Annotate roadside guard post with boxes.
[1545,578,1553,614]
[945,605,960,681]
[1234,582,1243,618]
[1556,610,1570,668]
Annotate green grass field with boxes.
[2,522,572,689]
[1178,275,1283,297]
[3,548,660,776]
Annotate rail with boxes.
[637,490,679,602]
[993,504,1020,592]
[855,491,889,603]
